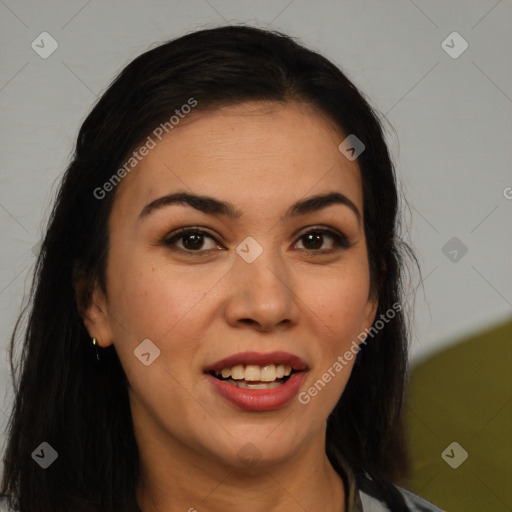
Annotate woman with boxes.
[0,25,444,511]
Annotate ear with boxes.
[362,292,379,333]
[73,268,114,348]
[361,260,385,335]
[355,283,379,348]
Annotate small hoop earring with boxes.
[92,337,100,361]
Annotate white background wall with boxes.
[1,0,511,439]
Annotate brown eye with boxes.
[164,228,222,255]
[181,232,206,250]
[302,232,323,250]
[295,229,350,253]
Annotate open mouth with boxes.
[204,353,309,411]
[208,364,296,390]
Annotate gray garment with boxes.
[360,487,446,511]
[0,499,14,512]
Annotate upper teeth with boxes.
[215,364,292,382]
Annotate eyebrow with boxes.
[138,191,361,223]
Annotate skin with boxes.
[81,101,378,512]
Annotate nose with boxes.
[223,247,300,332]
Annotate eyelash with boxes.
[162,227,351,257]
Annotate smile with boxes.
[204,351,309,411]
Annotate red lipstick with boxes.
[204,351,309,411]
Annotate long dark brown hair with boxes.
[1,25,417,511]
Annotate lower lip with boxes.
[205,371,308,411]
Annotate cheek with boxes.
[308,264,372,338]
[106,251,217,342]
[105,255,210,411]
[104,249,230,398]
[300,259,372,412]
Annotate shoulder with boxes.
[359,485,446,511]
[397,486,446,512]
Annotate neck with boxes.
[135,430,345,512]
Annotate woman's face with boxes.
[85,101,377,468]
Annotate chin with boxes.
[225,433,305,470]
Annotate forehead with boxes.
[113,101,363,219]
